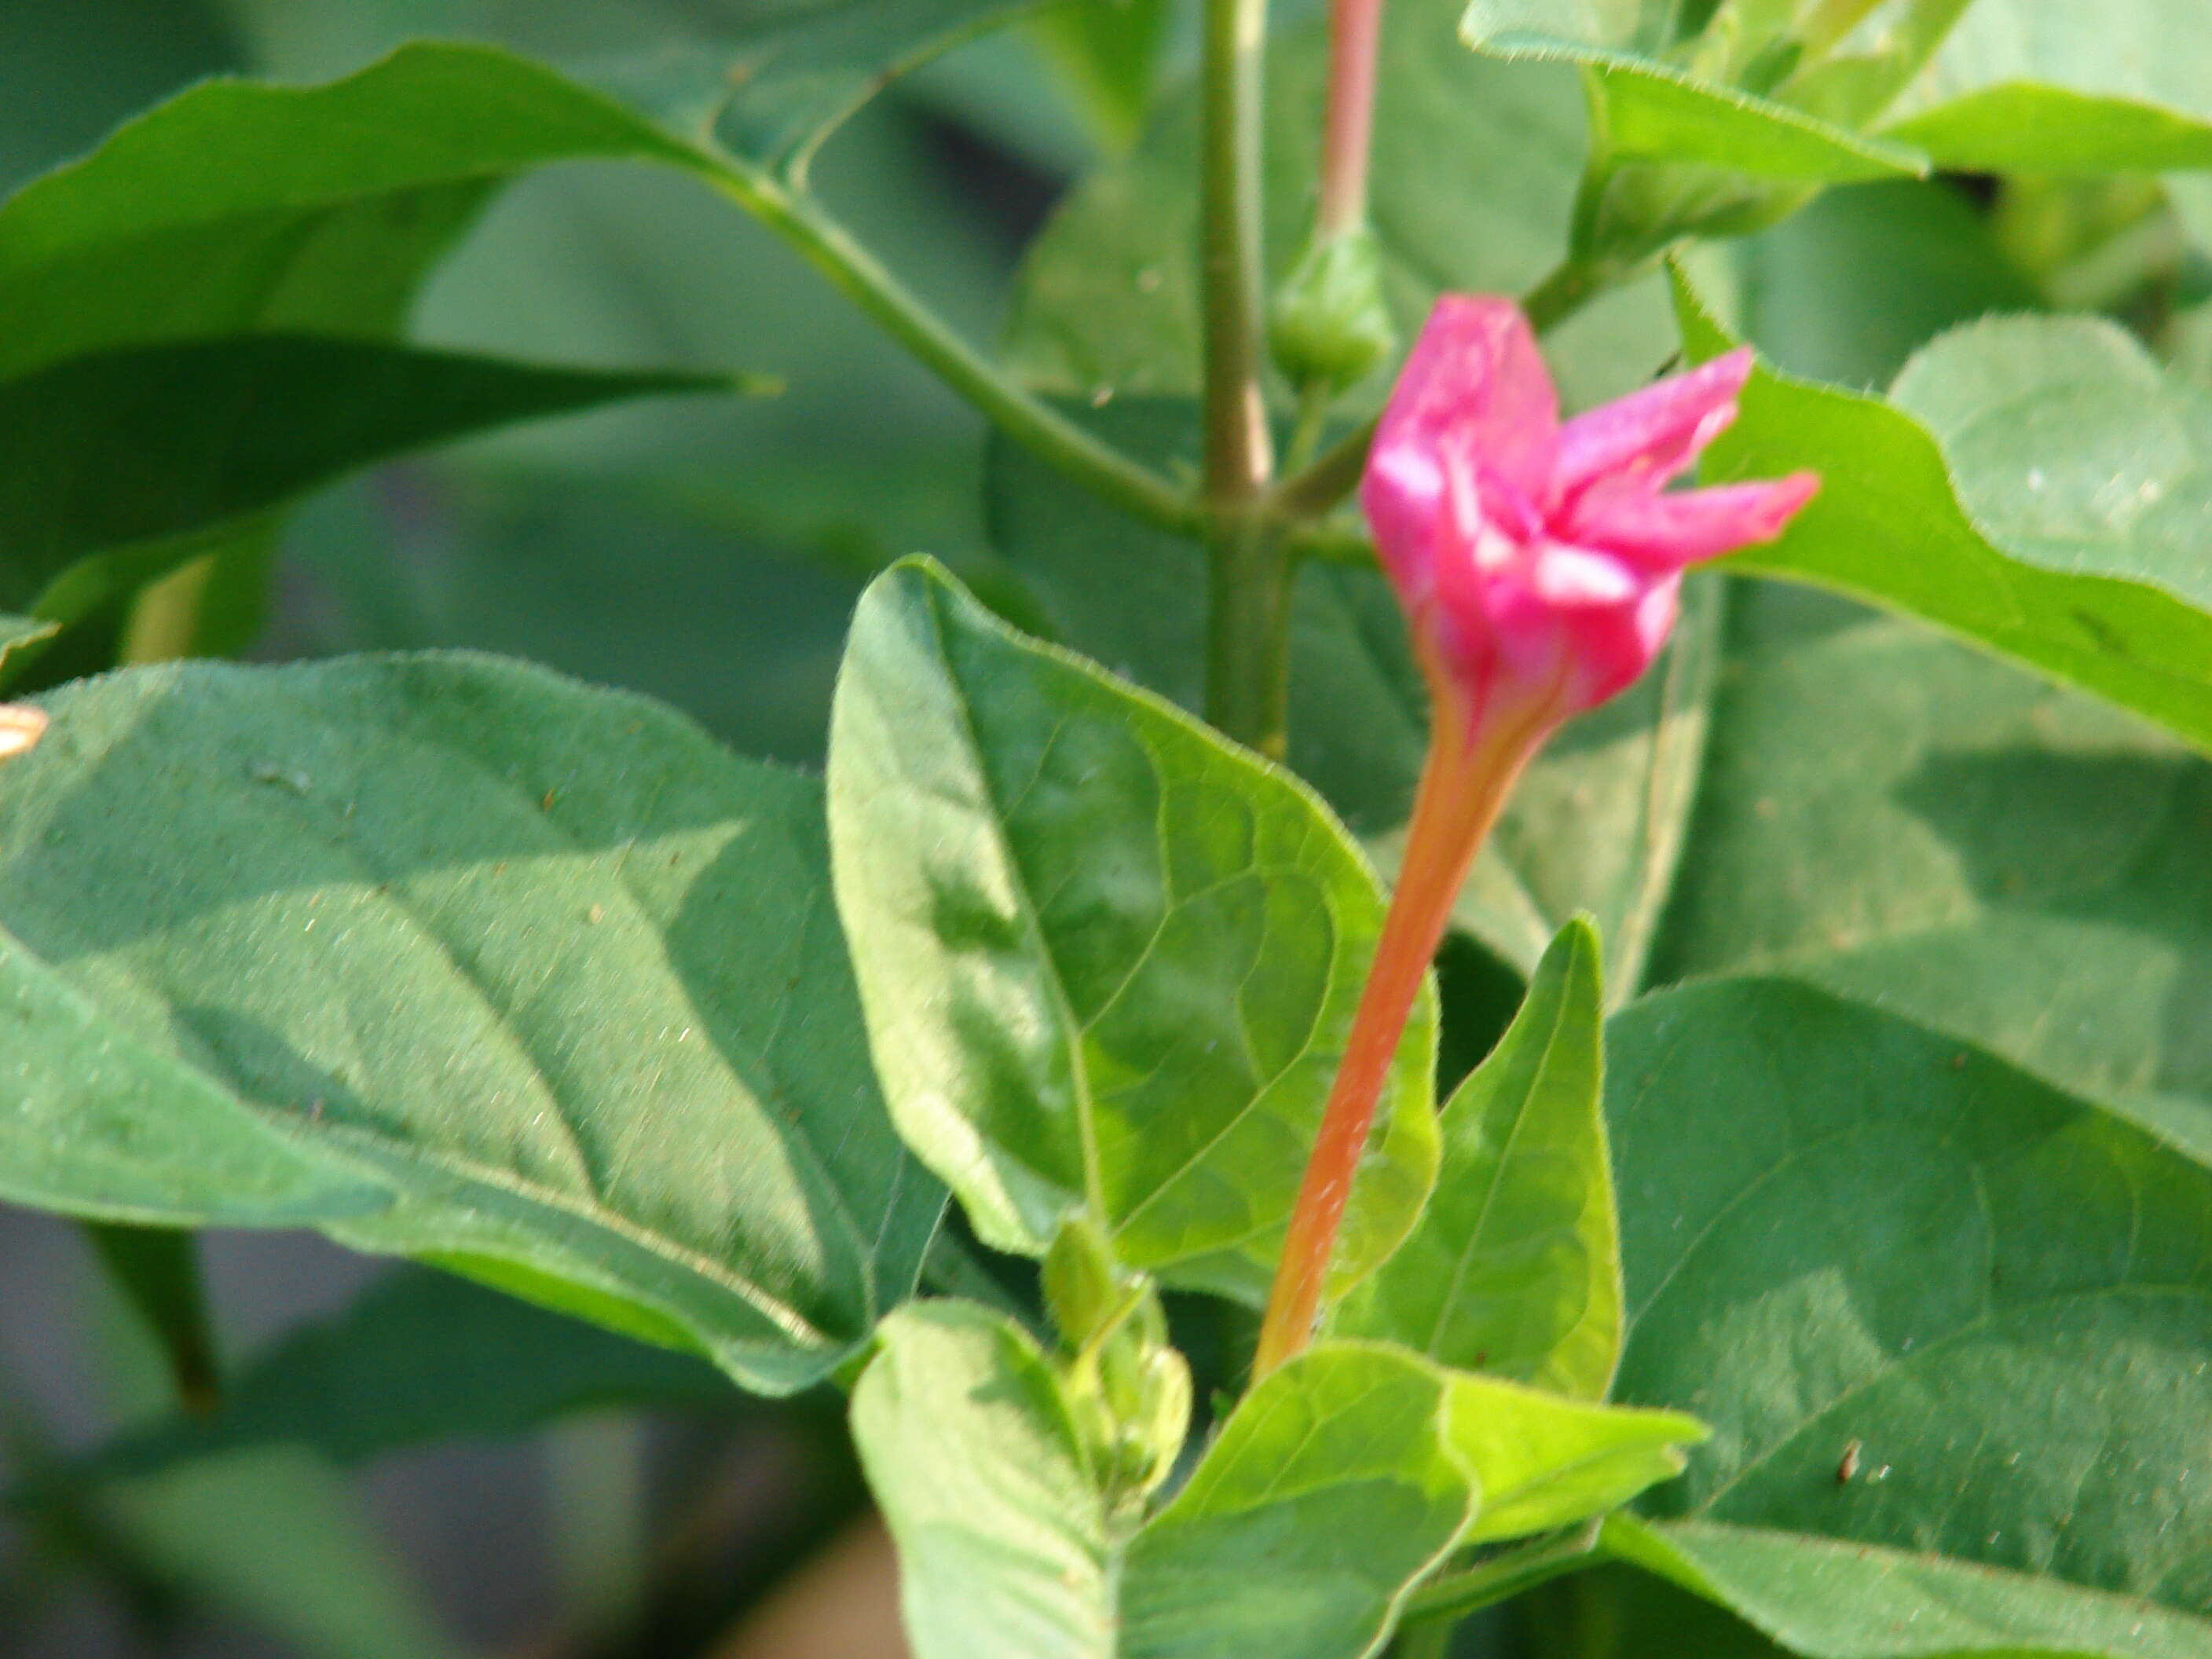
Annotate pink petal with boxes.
[1372,295,1559,507]
[1551,349,1754,504]
[1564,471,1820,568]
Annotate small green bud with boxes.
[1043,1213,1125,1350]
[1045,1218,1191,1509]
[1269,227,1397,394]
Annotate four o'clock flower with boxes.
[1254,295,1818,1375]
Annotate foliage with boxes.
[0,0,2208,1655]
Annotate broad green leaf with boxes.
[1650,581,2212,1159]
[1606,980,2212,1636]
[1883,0,2212,173]
[82,1267,736,1483]
[1338,919,1623,1398]
[0,334,740,615]
[852,1307,1488,1659]
[1675,270,2212,755]
[1607,1517,2212,1659]
[827,558,1437,1299]
[1003,0,1678,412]
[1460,4,1928,181]
[987,405,1723,987]
[0,653,941,1393]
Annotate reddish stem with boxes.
[1315,0,1385,240]
[1252,667,1555,1378]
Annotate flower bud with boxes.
[1269,227,1397,394]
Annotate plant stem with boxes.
[1519,256,1607,334]
[1196,0,1287,754]
[1401,1521,1605,1624]
[1252,672,1549,1375]
[713,174,1204,540]
[1205,518,1296,756]
[1316,0,1386,240]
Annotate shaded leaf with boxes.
[0,653,941,1393]
[0,42,706,379]
[827,558,1437,1299]
[83,1266,737,1482]
[1675,269,2212,754]
[98,1448,467,1659]
[1338,918,1623,1398]
[0,333,742,614]
[1650,580,2212,1159]
[1608,1516,2212,1659]
[1722,179,2044,391]
[1607,980,2212,1632]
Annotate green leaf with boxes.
[1337,919,1623,1399]
[1650,580,2212,1160]
[1722,179,2044,392]
[0,42,706,379]
[0,653,941,1393]
[82,1223,221,1417]
[1882,0,2212,172]
[0,333,742,615]
[1122,1343,1479,1657]
[98,1448,467,1659]
[827,558,1437,1299]
[852,1301,1118,1657]
[1460,5,1928,181]
[1445,1370,1704,1544]
[1674,269,2212,755]
[1607,1517,2212,1659]
[1605,979,2212,1642]
[851,1307,1488,1659]
[82,1267,737,1483]
[987,404,1723,987]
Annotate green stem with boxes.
[1401,1521,1605,1626]
[1519,255,1608,335]
[1205,518,1295,759]
[712,173,1203,540]
[1197,0,1286,754]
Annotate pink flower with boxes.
[1362,295,1818,739]
[1256,298,1817,1378]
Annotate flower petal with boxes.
[1372,295,1559,506]
[1551,349,1754,504]
[1566,471,1820,568]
